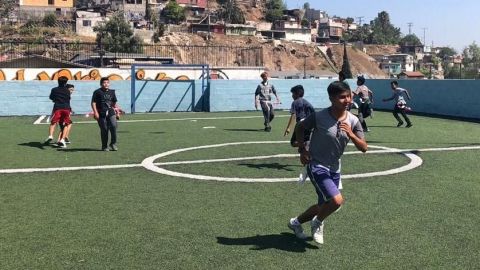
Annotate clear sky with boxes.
[284,0,479,53]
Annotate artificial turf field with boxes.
[0,111,479,269]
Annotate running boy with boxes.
[283,85,315,147]
[353,75,373,131]
[45,76,72,148]
[57,83,75,145]
[288,81,368,244]
[382,80,412,128]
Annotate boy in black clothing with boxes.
[91,77,119,151]
[283,85,315,147]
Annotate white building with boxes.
[76,11,107,38]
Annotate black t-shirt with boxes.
[49,86,71,110]
[290,97,315,122]
[91,88,117,114]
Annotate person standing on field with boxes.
[255,72,280,132]
[91,77,120,151]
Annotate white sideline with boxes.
[33,115,290,125]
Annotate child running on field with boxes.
[287,81,368,244]
[383,80,413,128]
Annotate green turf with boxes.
[0,111,479,269]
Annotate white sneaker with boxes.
[288,218,307,240]
[44,136,53,144]
[311,218,324,244]
[58,139,67,148]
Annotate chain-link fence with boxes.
[0,41,264,68]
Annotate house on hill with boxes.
[398,71,425,79]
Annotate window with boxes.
[48,0,54,5]
[83,20,91,26]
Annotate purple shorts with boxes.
[307,164,341,205]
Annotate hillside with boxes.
[159,32,390,78]
[0,0,395,77]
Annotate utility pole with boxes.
[407,22,413,35]
[421,27,427,45]
[356,16,364,26]
[303,55,307,79]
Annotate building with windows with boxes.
[76,11,106,37]
[19,0,74,17]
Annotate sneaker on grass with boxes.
[110,144,118,151]
[288,218,307,240]
[310,217,324,244]
[44,136,53,144]
[58,140,67,148]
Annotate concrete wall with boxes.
[1,79,480,119]
[209,79,331,111]
[0,80,207,115]
[363,79,480,119]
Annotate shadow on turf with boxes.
[223,128,265,132]
[217,233,318,252]
[18,142,46,149]
[238,162,295,171]
[57,148,105,152]
[367,125,401,128]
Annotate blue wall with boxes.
[209,79,332,111]
[1,79,480,119]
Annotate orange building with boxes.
[20,0,74,8]
[19,0,74,18]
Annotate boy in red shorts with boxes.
[44,76,72,148]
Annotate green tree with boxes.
[399,34,422,46]
[369,11,401,44]
[218,0,246,24]
[437,46,457,60]
[462,42,480,78]
[347,24,371,43]
[162,0,185,24]
[93,12,143,53]
[265,0,285,22]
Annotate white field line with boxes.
[1,143,480,178]
[33,115,290,125]
[141,142,421,182]
[33,115,47,125]
[0,164,141,174]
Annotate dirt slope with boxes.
[328,44,388,78]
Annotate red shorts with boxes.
[51,109,72,125]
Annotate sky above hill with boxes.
[285,0,479,53]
